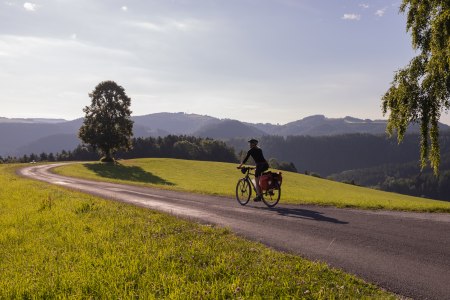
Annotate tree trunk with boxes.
[101,148,114,163]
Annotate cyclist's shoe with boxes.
[253,195,262,202]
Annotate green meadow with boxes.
[0,163,395,298]
[55,158,450,212]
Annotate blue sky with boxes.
[1,0,448,125]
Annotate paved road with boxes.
[19,163,450,300]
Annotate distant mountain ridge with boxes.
[0,117,67,124]
[249,115,429,136]
[0,113,449,156]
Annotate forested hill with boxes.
[227,132,450,177]
[329,152,450,201]
[1,113,449,157]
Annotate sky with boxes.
[1,0,449,125]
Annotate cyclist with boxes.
[237,138,269,201]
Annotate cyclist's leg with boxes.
[254,164,264,200]
[255,175,261,196]
[253,176,262,201]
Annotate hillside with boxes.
[132,112,220,135]
[1,112,449,157]
[276,115,388,136]
[15,134,81,156]
[251,115,450,136]
[330,151,450,201]
[0,163,395,298]
[0,122,79,155]
[194,119,266,139]
[54,158,450,212]
[228,132,450,177]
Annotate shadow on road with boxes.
[84,163,175,186]
[256,206,348,224]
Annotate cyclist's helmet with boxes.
[248,138,258,144]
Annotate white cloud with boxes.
[130,21,165,32]
[342,14,361,21]
[121,6,127,12]
[23,2,37,11]
[70,33,77,40]
[127,19,206,33]
[375,8,387,17]
[0,35,134,64]
[359,3,369,9]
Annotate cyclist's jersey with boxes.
[242,147,267,164]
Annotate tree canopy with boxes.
[79,81,133,162]
[382,0,450,175]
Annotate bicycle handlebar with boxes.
[237,166,255,170]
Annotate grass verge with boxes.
[0,163,395,298]
[54,158,450,213]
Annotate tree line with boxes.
[0,135,238,164]
[228,132,450,177]
[0,134,299,173]
[330,152,450,201]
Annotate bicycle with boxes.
[235,166,281,207]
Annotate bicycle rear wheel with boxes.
[235,178,251,205]
[262,186,281,207]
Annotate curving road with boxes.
[19,163,450,300]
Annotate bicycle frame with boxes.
[241,167,258,194]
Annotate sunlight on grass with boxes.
[0,164,394,298]
[55,158,450,212]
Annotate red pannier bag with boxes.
[259,172,283,191]
[270,172,283,189]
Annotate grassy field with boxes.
[0,163,395,298]
[54,158,450,212]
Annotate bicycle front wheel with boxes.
[235,178,251,205]
[262,187,281,208]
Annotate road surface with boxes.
[19,163,450,300]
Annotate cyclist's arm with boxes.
[242,149,252,164]
[238,150,251,168]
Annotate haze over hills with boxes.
[1,112,449,156]
[0,117,67,124]
[194,119,267,139]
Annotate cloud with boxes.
[23,2,37,11]
[342,14,361,21]
[130,21,164,32]
[0,35,134,62]
[375,8,387,17]
[121,6,128,12]
[359,3,369,9]
[127,19,206,33]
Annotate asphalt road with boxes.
[19,163,450,300]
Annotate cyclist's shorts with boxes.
[255,162,269,177]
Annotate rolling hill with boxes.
[194,119,266,139]
[54,158,450,211]
[1,112,449,156]
[132,112,220,135]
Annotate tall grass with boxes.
[1,164,394,298]
[55,158,450,212]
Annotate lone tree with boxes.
[79,80,133,162]
[382,0,450,175]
